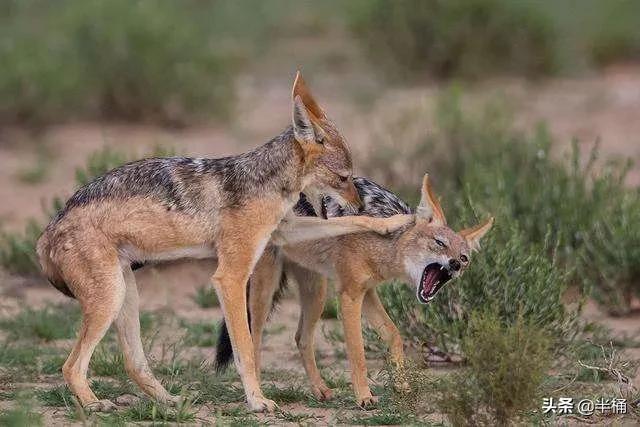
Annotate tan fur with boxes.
[247,175,493,406]
[37,72,414,413]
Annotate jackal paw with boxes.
[248,396,278,413]
[85,399,117,413]
[357,395,379,409]
[311,384,334,401]
[162,394,183,407]
[375,214,414,235]
[114,394,140,406]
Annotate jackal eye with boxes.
[460,254,468,263]
[434,238,446,248]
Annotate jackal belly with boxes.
[282,239,337,278]
[118,243,216,264]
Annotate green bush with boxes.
[0,304,80,342]
[582,191,640,316]
[346,0,555,80]
[191,285,219,309]
[435,310,551,426]
[0,0,270,124]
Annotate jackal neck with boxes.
[204,126,306,206]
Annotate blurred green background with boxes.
[1,0,639,125]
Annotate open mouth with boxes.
[417,263,452,304]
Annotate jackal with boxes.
[36,72,413,412]
[216,174,493,407]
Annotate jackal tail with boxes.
[214,272,288,371]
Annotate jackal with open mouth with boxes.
[216,174,492,407]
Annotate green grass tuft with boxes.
[191,285,219,309]
[180,319,219,347]
[0,304,80,342]
[435,310,552,426]
[0,405,43,427]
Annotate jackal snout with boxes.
[290,71,359,209]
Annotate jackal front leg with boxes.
[212,219,277,413]
[272,213,414,245]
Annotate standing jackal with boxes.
[216,174,493,407]
[36,72,412,412]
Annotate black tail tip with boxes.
[214,320,234,372]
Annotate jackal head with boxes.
[290,71,361,210]
[399,174,493,304]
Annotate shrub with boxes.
[435,310,552,426]
[0,0,249,124]
[346,0,555,80]
[191,285,219,309]
[582,191,640,316]
[0,304,80,342]
[0,219,41,275]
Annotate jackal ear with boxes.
[416,174,447,226]
[292,71,326,120]
[293,95,317,144]
[459,217,494,251]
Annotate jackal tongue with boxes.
[421,266,442,299]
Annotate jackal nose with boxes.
[449,259,461,271]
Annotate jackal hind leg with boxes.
[212,225,276,413]
[288,262,333,400]
[60,249,126,412]
[362,289,404,367]
[114,264,180,406]
[362,288,409,393]
[248,246,283,384]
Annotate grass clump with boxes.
[36,384,74,407]
[0,404,43,427]
[0,220,41,275]
[321,295,340,319]
[180,319,219,347]
[90,343,127,379]
[582,192,640,316]
[435,311,552,426]
[191,285,219,309]
[0,304,80,342]
[346,0,555,80]
[0,0,242,125]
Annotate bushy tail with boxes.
[214,271,288,372]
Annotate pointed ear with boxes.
[459,217,494,251]
[292,71,326,120]
[292,95,316,144]
[416,174,447,226]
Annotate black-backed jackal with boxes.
[36,73,413,412]
[216,174,493,407]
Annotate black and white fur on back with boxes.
[215,177,412,370]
